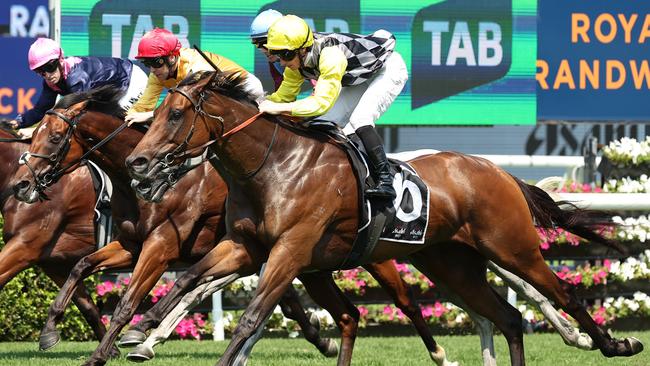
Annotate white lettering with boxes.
[10,5,29,37]
[30,6,50,37]
[447,21,476,66]
[478,22,502,66]
[129,15,154,59]
[164,15,190,48]
[423,21,449,66]
[103,14,131,58]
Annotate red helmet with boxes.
[136,28,182,59]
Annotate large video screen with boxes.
[60,0,537,125]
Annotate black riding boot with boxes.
[356,126,396,199]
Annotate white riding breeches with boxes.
[320,51,408,135]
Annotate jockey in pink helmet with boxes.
[8,38,148,131]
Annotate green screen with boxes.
[61,0,536,125]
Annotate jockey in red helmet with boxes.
[125,28,264,125]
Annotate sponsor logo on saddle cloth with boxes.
[375,161,430,244]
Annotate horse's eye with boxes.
[49,134,62,144]
[170,109,183,121]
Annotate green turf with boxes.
[0,331,648,365]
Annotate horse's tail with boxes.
[509,173,626,254]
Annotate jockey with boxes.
[250,9,285,90]
[259,15,408,199]
[8,37,148,131]
[126,28,264,125]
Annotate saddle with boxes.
[294,119,431,270]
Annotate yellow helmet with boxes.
[266,15,313,51]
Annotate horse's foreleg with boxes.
[124,273,240,362]
[365,260,458,366]
[217,242,306,366]
[487,261,593,350]
[82,240,173,366]
[39,240,134,351]
[0,238,41,288]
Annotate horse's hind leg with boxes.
[487,262,593,350]
[39,240,134,351]
[478,223,642,358]
[364,260,457,366]
[278,285,339,357]
[299,271,360,366]
[409,242,526,366]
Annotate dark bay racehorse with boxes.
[0,129,116,352]
[9,87,452,366]
[125,70,643,366]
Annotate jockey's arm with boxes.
[125,73,163,124]
[266,47,346,117]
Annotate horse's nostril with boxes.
[13,180,30,194]
[127,156,149,173]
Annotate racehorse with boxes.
[0,129,117,354]
[124,70,643,366]
[9,87,456,366]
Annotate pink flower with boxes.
[101,315,110,326]
[193,313,206,327]
[539,241,550,250]
[130,314,143,326]
[593,270,608,285]
[420,305,434,318]
[121,277,131,286]
[358,306,368,318]
[176,317,201,340]
[395,308,405,320]
[393,261,411,274]
[433,302,447,318]
[96,281,115,297]
[382,305,394,320]
[603,259,612,270]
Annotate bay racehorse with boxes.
[0,129,118,353]
[125,70,643,366]
[9,87,456,366]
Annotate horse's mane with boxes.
[54,85,127,120]
[179,70,258,106]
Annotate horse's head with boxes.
[11,101,88,202]
[11,85,126,203]
[126,70,253,184]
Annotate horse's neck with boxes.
[77,113,142,194]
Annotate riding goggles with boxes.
[269,27,311,61]
[35,60,60,75]
[142,57,167,69]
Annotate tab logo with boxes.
[412,0,512,108]
[88,0,201,59]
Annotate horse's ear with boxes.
[67,100,89,115]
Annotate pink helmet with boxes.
[28,38,63,70]
[136,28,182,59]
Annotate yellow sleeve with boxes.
[267,68,304,103]
[289,47,347,117]
[128,73,164,113]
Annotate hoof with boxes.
[39,330,61,351]
[119,330,147,347]
[109,345,121,359]
[127,344,155,363]
[308,311,321,331]
[625,337,644,356]
[319,338,338,358]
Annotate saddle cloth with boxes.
[86,160,114,249]
[304,121,431,270]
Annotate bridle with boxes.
[19,109,129,197]
[158,82,277,181]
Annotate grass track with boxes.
[0,331,648,365]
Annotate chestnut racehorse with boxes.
[9,87,453,366]
[0,129,117,353]
[125,70,643,366]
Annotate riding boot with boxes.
[356,126,396,199]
